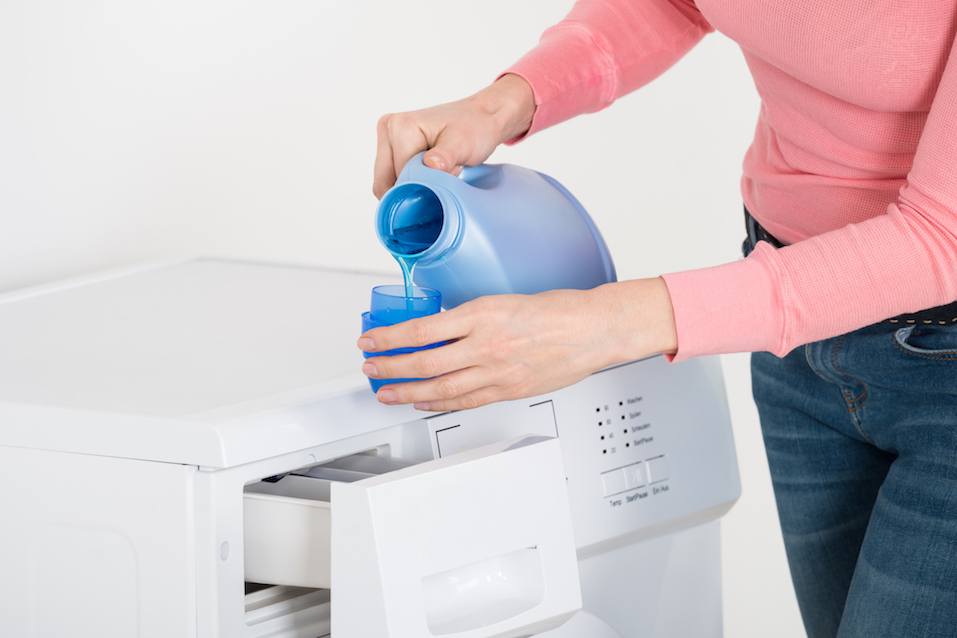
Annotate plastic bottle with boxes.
[376,152,616,309]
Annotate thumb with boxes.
[423,129,474,173]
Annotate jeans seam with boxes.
[829,334,877,445]
[842,389,873,443]
[892,335,957,360]
[805,342,834,384]
[892,324,957,360]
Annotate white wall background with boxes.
[0,2,804,636]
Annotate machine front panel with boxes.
[428,356,740,552]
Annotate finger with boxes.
[376,367,490,405]
[423,128,472,174]
[389,116,428,183]
[373,115,397,198]
[358,307,474,352]
[413,386,503,412]
[364,341,473,380]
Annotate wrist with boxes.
[474,74,535,143]
[591,278,678,363]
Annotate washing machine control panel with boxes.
[427,356,740,553]
[590,393,670,504]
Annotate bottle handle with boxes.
[397,151,446,184]
[398,152,487,189]
[458,163,501,189]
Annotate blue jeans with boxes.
[752,301,957,636]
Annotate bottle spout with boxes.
[376,181,462,263]
[378,183,444,256]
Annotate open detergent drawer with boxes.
[244,437,582,638]
[244,453,414,589]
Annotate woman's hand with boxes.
[357,278,678,412]
[373,74,535,198]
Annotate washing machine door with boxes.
[537,611,623,638]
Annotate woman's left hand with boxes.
[357,278,678,412]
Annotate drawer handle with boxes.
[423,547,544,635]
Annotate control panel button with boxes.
[601,469,628,496]
[647,455,669,483]
[623,462,646,489]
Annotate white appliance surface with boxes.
[0,259,741,638]
[0,258,381,415]
[0,258,424,467]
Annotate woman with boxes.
[358,2,957,636]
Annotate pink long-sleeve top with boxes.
[506,0,957,360]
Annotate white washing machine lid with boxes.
[0,258,422,468]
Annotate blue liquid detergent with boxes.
[376,152,616,308]
[380,183,444,300]
[396,255,415,303]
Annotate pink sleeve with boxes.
[503,0,713,138]
[662,38,957,361]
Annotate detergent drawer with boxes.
[244,436,582,638]
[244,474,335,589]
[244,452,415,589]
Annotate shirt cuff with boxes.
[500,24,616,142]
[661,242,786,362]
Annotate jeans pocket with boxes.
[893,324,957,360]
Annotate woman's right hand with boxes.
[373,73,536,198]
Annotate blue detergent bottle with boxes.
[375,152,617,308]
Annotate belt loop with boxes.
[745,207,759,247]
[744,206,786,250]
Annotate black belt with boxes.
[743,207,957,327]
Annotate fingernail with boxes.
[378,388,397,404]
[357,337,375,351]
[425,153,446,170]
[362,361,378,377]
[413,402,431,411]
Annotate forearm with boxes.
[505,0,713,138]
